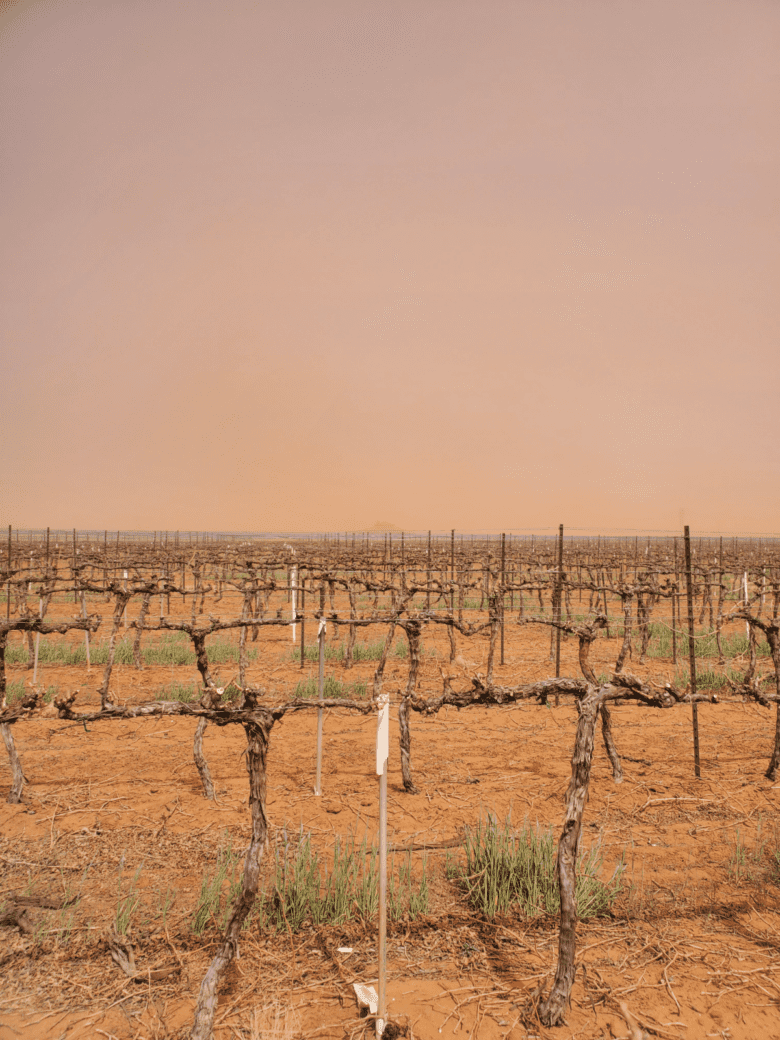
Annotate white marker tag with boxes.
[353,982,378,1015]
[376,693,389,775]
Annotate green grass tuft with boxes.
[115,862,142,935]
[292,639,410,663]
[293,676,368,700]
[191,838,243,935]
[460,813,624,920]
[4,631,257,668]
[199,826,430,937]
[6,680,58,704]
[640,624,770,661]
[157,681,198,703]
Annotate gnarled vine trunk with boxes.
[538,685,601,1026]
[191,710,272,1040]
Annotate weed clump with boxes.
[460,813,624,920]
[293,676,368,699]
[191,827,430,936]
[191,839,243,934]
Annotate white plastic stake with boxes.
[32,596,43,685]
[376,692,389,1038]
[291,566,298,643]
[315,614,326,796]
[376,692,389,776]
[33,632,40,685]
[81,590,90,668]
[744,571,749,639]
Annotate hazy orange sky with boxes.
[1,0,777,535]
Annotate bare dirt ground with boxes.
[2,599,780,1040]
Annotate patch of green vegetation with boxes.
[115,862,143,935]
[4,631,257,668]
[192,838,243,934]
[671,665,758,691]
[459,813,624,920]
[5,640,87,666]
[195,827,430,936]
[54,866,90,947]
[293,676,368,700]
[137,633,192,666]
[388,851,429,922]
[728,817,780,887]
[157,679,241,705]
[639,624,770,661]
[6,679,25,702]
[292,639,408,663]
[153,884,178,928]
[259,827,392,931]
[5,679,58,704]
[157,681,198,703]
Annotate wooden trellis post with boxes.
[684,526,702,778]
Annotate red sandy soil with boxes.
[1,599,779,1040]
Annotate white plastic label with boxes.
[376,693,389,775]
[353,983,378,1015]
